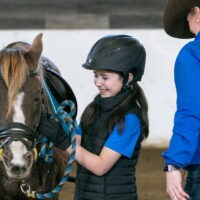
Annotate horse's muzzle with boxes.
[2,141,35,179]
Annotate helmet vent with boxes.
[107,47,123,57]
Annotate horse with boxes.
[0,33,77,200]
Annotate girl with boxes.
[39,34,149,200]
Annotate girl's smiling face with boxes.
[94,70,123,98]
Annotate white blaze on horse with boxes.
[0,34,76,200]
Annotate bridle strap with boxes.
[29,71,39,78]
[0,71,39,81]
[0,122,35,140]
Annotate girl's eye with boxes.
[102,76,108,80]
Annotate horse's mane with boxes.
[0,42,35,116]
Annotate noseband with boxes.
[0,122,39,161]
[0,122,35,144]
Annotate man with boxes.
[162,0,200,200]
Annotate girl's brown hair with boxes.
[80,83,149,139]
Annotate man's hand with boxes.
[166,170,189,200]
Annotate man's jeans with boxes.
[185,165,200,200]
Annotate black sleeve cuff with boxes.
[56,136,71,151]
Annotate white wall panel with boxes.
[0,30,191,146]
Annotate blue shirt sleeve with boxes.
[162,39,200,168]
[75,125,82,136]
[104,114,141,158]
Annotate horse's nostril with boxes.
[25,151,32,159]
[3,155,10,162]
[12,166,26,174]
[24,151,34,165]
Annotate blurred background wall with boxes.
[0,0,191,146]
[0,0,164,29]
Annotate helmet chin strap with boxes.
[122,74,140,90]
[123,82,134,90]
[122,73,129,85]
[122,72,134,90]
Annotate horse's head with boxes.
[0,34,44,179]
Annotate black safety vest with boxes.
[74,92,142,200]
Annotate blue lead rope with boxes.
[20,82,77,199]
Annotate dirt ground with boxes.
[59,147,170,200]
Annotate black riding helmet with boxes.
[82,34,146,87]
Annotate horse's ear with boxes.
[26,33,43,69]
